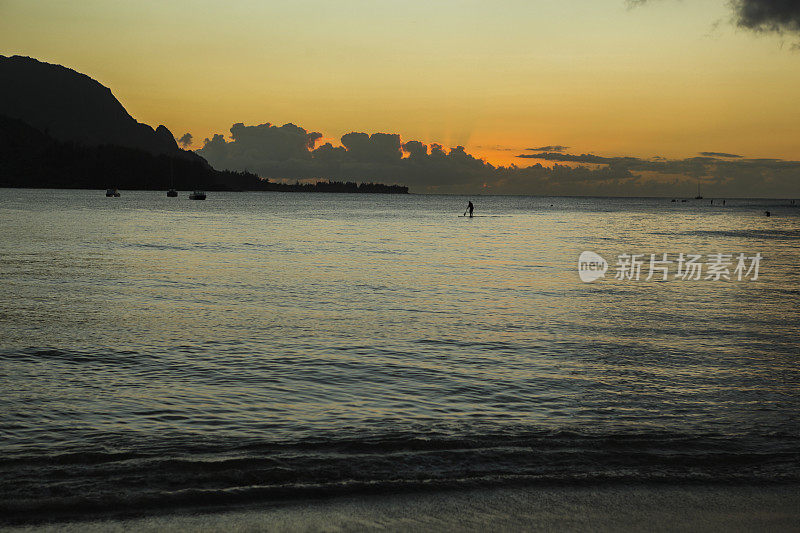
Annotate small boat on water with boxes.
[166,161,178,197]
[105,188,120,197]
[189,190,206,200]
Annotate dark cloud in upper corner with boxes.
[699,151,742,158]
[630,0,800,41]
[177,133,193,148]
[526,145,570,152]
[732,0,800,34]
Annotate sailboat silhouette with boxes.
[694,180,703,200]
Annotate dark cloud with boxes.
[526,145,570,152]
[341,132,403,163]
[198,122,322,178]
[518,152,614,164]
[196,123,495,191]
[632,0,800,41]
[196,121,800,197]
[732,0,800,34]
[226,122,321,160]
[177,132,193,148]
[402,140,428,158]
[699,151,742,158]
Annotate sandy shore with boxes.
[3,484,799,532]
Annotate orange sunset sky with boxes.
[2,0,800,195]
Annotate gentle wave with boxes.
[1,430,797,524]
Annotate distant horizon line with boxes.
[2,187,796,201]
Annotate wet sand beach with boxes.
[5,484,799,533]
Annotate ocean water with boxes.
[1,189,798,524]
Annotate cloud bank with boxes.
[527,145,570,152]
[197,122,494,193]
[699,151,742,158]
[195,121,800,197]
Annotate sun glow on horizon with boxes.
[2,0,800,194]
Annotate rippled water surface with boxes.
[1,190,799,522]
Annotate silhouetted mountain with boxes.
[0,114,259,190]
[0,55,182,156]
[0,56,407,194]
[0,114,408,193]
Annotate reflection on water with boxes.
[0,190,798,522]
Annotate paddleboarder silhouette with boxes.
[464,201,474,218]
